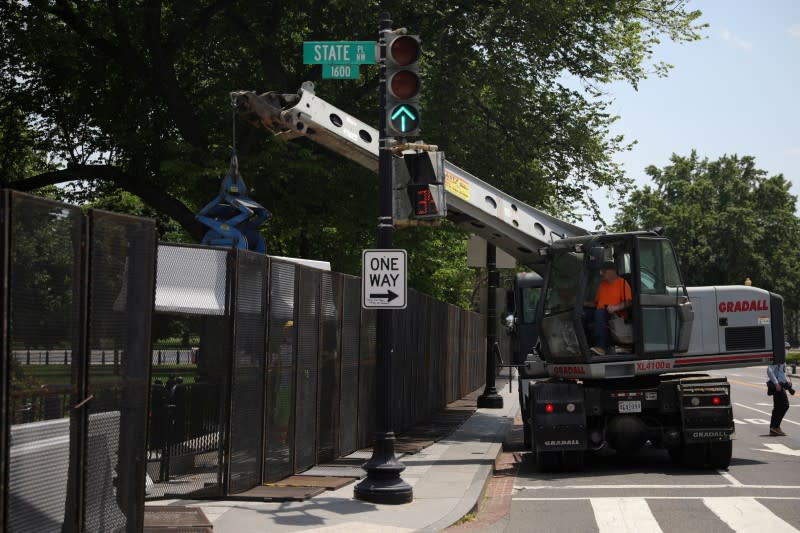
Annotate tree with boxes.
[614,152,800,337]
[0,1,705,303]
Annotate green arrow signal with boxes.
[391,105,418,133]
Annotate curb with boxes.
[421,409,517,532]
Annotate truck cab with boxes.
[538,231,694,366]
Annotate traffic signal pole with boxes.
[354,10,413,505]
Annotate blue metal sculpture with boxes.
[196,153,271,253]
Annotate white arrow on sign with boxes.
[751,443,800,456]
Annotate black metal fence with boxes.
[148,245,486,495]
[1,191,157,533]
[0,191,487,529]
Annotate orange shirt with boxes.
[595,277,632,310]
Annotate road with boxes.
[494,366,800,532]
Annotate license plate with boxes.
[618,400,642,413]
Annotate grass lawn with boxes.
[13,364,200,386]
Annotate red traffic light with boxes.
[389,70,420,99]
[389,35,420,66]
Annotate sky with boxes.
[583,0,800,228]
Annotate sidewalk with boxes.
[148,377,518,532]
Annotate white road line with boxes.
[719,470,744,486]
[743,418,770,424]
[513,496,800,501]
[591,497,662,533]
[704,497,799,533]
[514,484,800,490]
[735,403,800,426]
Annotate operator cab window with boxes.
[637,238,688,353]
[520,286,541,325]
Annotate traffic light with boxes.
[385,33,421,138]
[392,151,446,224]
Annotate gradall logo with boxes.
[718,300,768,313]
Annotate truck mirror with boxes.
[505,289,515,313]
[588,247,605,269]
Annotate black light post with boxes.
[354,10,413,505]
[478,242,503,408]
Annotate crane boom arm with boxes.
[233,84,588,265]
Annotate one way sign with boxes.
[362,249,407,309]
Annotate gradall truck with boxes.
[507,232,783,471]
[232,83,786,473]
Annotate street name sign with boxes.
[303,41,376,65]
[322,64,360,80]
[362,249,407,309]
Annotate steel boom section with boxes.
[233,86,588,265]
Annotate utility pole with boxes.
[354,10,413,505]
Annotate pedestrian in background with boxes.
[767,361,792,436]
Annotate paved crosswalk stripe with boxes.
[703,497,799,533]
[514,497,800,501]
[591,497,662,533]
[515,483,800,490]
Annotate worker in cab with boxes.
[589,261,632,356]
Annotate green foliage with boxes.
[0,0,706,305]
[395,222,474,308]
[8,199,83,350]
[613,152,800,318]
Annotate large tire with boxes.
[561,450,585,472]
[536,450,561,473]
[668,446,682,464]
[523,420,532,449]
[678,443,707,469]
[708,441,733,469]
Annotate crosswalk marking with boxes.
[514,484,800,490]
[591,498,662,533]
[513,497,800,500]
[704,497,799,533]
[511,497,800,532]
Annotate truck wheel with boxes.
[672,443,707,469]
[668,446,681,464]
[536,450,561,473]
[523,421,531,449]
[561,451,585,471]
[708,441,732,469]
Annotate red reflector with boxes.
[545,403,554,413]
[712,396,722,405]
